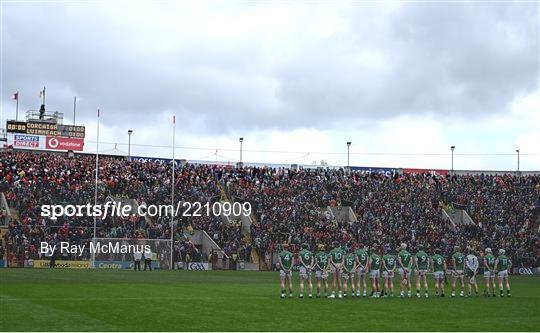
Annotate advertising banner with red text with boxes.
[45,136,84,151]
[7,134,85,152]
[403,168,449,176]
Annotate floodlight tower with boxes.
[127,130,133,159]
[346,141,351,168]
[239,137,244,168]
[450,146,455,173]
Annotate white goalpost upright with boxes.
[170,115,176,270]
[92,109,100,269]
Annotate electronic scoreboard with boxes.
[6,120,85,139]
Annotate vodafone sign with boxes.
[45,136,84,151]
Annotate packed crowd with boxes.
[1,150,538,267]
[0,150,236,264]
[225,167,539,267]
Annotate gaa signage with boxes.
[513,267,539,275]
[186,262,210,270]
[518,267,536,275]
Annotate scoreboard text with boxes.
[6,121,85,139]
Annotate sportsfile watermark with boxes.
[40,200,252,220]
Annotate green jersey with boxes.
[398,249,412,269]
[344,253,356,272]
[415,251,429,270]
[279,250,293,270]
[355,249,369,267]
[370,253,381,269]
[298,249,313,267]
[383,254,396,270]
[330,247,344,265]
[432,254,445,271]
[315,251,329,270]
[484,253,496,270]
[496,255,510,271]
[453,252,465,270]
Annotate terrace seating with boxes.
[1,150,538,268]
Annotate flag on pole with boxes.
[173,115,175,124]
[97,109,100,117]
[11,91,18,100]
[39,88,45,98]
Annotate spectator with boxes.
[0,150,538,269]
[133,250,142,271]
[143,250,152,271]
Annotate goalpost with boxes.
[92,238,173,270]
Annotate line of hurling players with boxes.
[278,242,512,299]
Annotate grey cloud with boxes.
[276,3,538,126]
[1,2,538,136]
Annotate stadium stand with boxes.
[1,149,539,269]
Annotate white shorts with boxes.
[453,270,464,277]
[433,271,444,279]
[416,269,427,277]
[299,266,311,279]
[484,270,495,279]
[383,270,394,279]
[341,271,353,280]
[315,270,328,279]
[279,269,292,278]
[398,268,411,277]
[331,264,342,274]
[370,270,380,279]
[356,266,366,276]
[497,270,508,278]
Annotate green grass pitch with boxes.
[1,269,539,331]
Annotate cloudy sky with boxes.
[1,1,538,170]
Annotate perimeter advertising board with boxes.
[94,260,161,269]
[6,134,84,151]
[32,260,91,269]
[403,168,449,176]
[350,166,399,177]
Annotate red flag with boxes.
[11,91,18,100]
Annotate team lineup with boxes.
[278,243,513,299]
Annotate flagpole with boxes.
[73,96,77,125]
[15,92,19,121]
[92,108,100,268]
[170,115,175,270]
[42,86,46,105]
